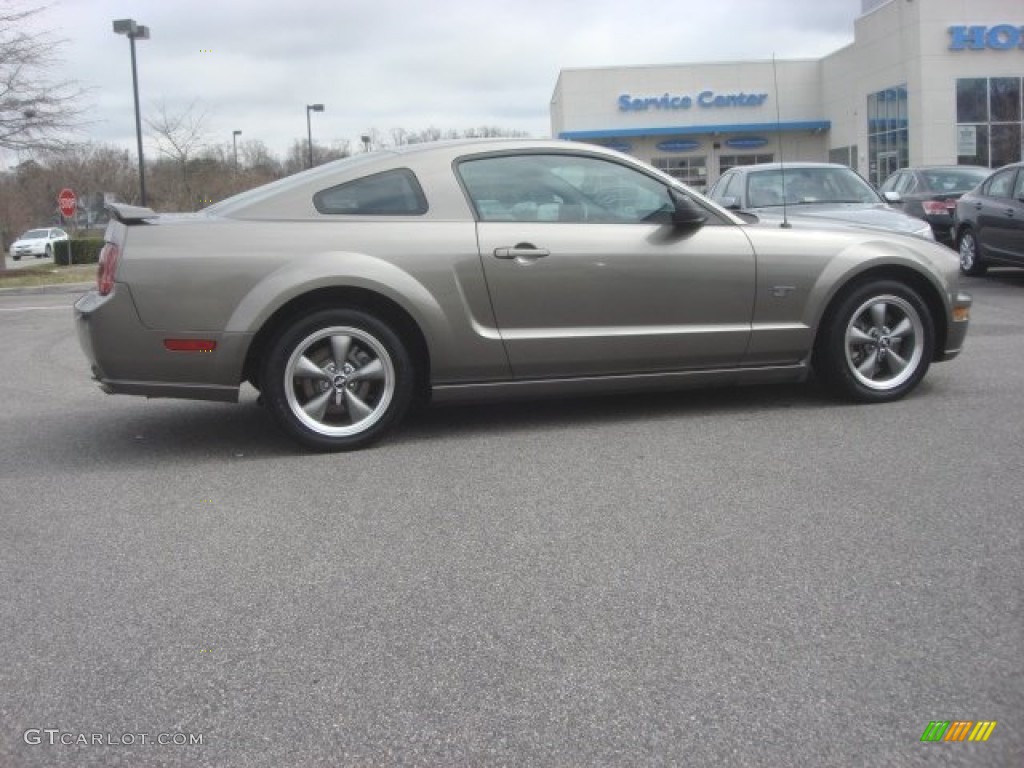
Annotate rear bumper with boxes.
[74,285,248,402]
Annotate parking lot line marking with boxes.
[0,306,70,312]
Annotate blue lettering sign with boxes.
[618,93,692,111]
[617,91,766,111]
[604,141,633,153]
[697,91,768,108]
[949,24,1024,50]
[725,137,768,149]
[656,140,701,152]
[988,24,1021,49]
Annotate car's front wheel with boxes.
[814,280,934,402]
[261,309,414,451]
[958,228,987,276]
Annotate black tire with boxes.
[261,309,415,451]
[957,228,987,276]
[12,254,20,261]
[41,245,51,259]
[813,280,934,403]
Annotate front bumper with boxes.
[938,290,971,361]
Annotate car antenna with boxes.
[773,53,792,228]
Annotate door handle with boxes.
[494,244,550,260]
[974,202,983,210]
[1005,208,1015,217]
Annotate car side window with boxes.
[313,169,427,215]
[896,173,918,194]
[984,168,1015,199]
[458,154,675,224]
[714,173,740,203]
[1013,171,1024,200]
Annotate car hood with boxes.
[749,203,931,238]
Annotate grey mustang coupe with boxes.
[75,140,971,450]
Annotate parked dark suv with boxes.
[880,165,990,245]
[955,161,1024,276]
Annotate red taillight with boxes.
[922,200,955,215]
[97,242,120,296]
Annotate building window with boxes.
[718,153,773,175]
[957,77,1023,168]
[651,156,707,190]
[828,145,858,169]
[867,86,908,186]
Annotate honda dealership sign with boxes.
[949,25,1024,50]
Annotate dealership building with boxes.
[550,0,1023,191]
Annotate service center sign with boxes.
[619,90,768,112]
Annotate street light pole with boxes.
[113,19,150,206]
[306,104,324,169]
[232,130,242,170]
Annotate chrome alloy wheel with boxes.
[959,231,977,272]
[283,326,395,437]
[844,294,924,391]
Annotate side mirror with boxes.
[669,188,707,230]
[718,195,741,210]
[882,190,902,204]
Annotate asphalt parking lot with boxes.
[1,273,1022,767]
[3,251,55,270]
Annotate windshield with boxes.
[746,167,881,207]
[22,229,49,239]
[921,168,990,193]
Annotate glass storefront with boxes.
[867,86,908,186]
[718,153,774,175]
[957,77,1023,168]
[651,156,708,190]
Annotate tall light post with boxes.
[112,19,150,206]
[306,103,324,169]
[232,130,242,170]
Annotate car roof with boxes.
[201,138,731,223]
[729,162,851,173]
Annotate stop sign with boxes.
[58,188,76,218]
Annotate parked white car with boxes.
[9,228,69,261]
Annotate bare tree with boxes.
[283,138,350,176]
[145,100,210,209]
[0,2,86,152]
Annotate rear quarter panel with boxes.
[115,218,508,384]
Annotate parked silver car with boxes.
[75,140,971,450]
[709,162,935,240]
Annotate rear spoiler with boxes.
[106,202,158,225]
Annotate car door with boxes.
[974,167,1019,260]
[1006,169,1024,262]
[457,152,756,379]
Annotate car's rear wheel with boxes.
[814,280,934,402]
[262,309,414,451]
[43,244,52,259]
[958,228,987,276]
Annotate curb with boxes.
[0,282,93,297]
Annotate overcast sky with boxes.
[16,0,864,162]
